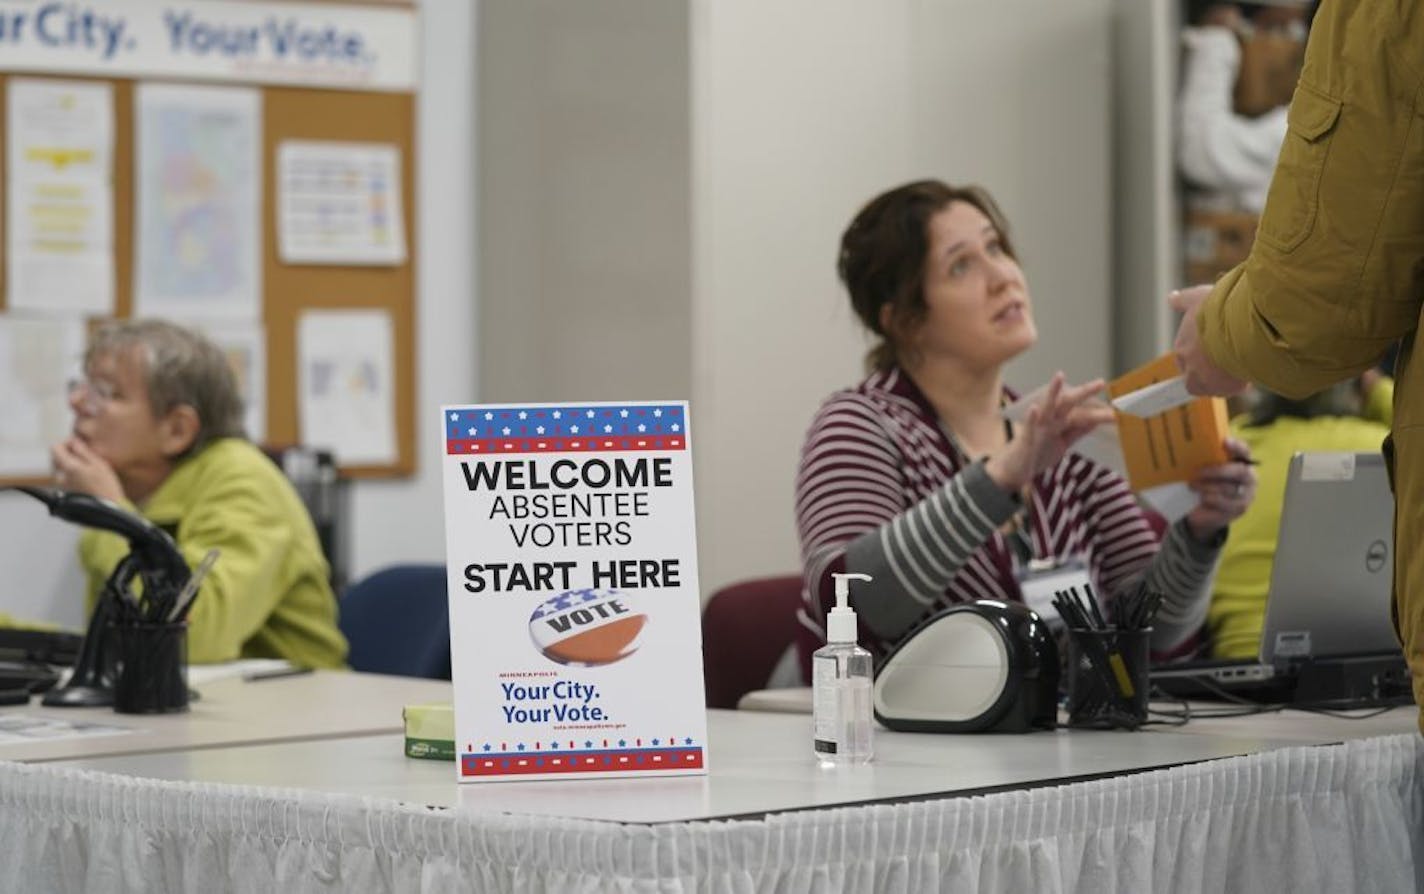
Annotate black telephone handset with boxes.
[10,487,193,707]
[16,487,190,593]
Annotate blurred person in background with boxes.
[52,319,347,668]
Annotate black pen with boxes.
[242,666,314,682]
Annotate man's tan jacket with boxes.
[1199,1,1424,724]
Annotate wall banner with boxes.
[0,1,417,91]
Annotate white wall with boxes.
[476,0,690,403]
[1111,0,1179,372]
[0,0,476,628]
[691,0,1114,595]
[346,1,476,584]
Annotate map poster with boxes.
[134,83,261,320]
[441,401,708,783]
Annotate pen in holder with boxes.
[1052,582,1161,731]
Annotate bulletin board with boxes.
[0,0,417,481]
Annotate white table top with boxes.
[47,705,1387,824]
[1148,699,1419,741]
[0,669,452,763]
[738,686,1418,744]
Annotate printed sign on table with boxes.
[441,401,708,782]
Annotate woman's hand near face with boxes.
[1185,436,1256,542]
[985,372,1115,492]
[51,437,126,505]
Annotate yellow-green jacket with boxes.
[1197,4,1424,717]
[80,438,348,668]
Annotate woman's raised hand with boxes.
[985,372,1115,492]
[1185,436,1257,541]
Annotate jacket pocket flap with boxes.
[1288,85,1342,141]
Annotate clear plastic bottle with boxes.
[813,572,874,765]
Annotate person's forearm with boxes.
[1141,518,1221,651]
[842,461,1018,641]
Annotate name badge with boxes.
[1016,558,1093,627]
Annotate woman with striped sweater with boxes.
[795,180,1257,669]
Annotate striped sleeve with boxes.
[795,394,1019,645]
[1139,519,1222,653]
[1078,463,1220,654]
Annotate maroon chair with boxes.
[1143,506,1169,539]
[701,575,805,709]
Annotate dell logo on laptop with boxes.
[1366,540,1388,573]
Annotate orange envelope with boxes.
[1107,353,1229,491]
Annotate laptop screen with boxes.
[1259,452,1397,665]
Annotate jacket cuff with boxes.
[1173,515,1227,557]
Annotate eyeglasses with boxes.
[67,377,118,413]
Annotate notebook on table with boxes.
[1151,451,1405,702]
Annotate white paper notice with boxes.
[1300,452,1357,482]
[278,141,406,265]
[0,316,84,476]
[177,319,267,443]
[1111,375,1194,417]
[0,715,132,746]
[297,309,395,465]
[441,401,708,783]
[6,79,114,315]
[135,84,261,320]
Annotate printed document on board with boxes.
[5,78,114,315]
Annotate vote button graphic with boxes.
[529,588,648,666]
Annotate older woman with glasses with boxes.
[50,319,347,668]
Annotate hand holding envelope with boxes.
[1169,285,1249,397]
[1005,354,1242,522]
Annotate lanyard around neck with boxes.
[940,415,1034,564]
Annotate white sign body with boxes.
[441,401,708,783]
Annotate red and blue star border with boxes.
[460,735,704,778]
[445,404,687,456]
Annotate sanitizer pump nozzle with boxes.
[827,572,871,643]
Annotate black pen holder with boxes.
[112,622,189,714]
[1066,627,1149,730]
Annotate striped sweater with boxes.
[795,368,1220,662]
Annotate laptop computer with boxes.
[1151,451,1404,700]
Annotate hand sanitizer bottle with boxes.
[813,572,874,765]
